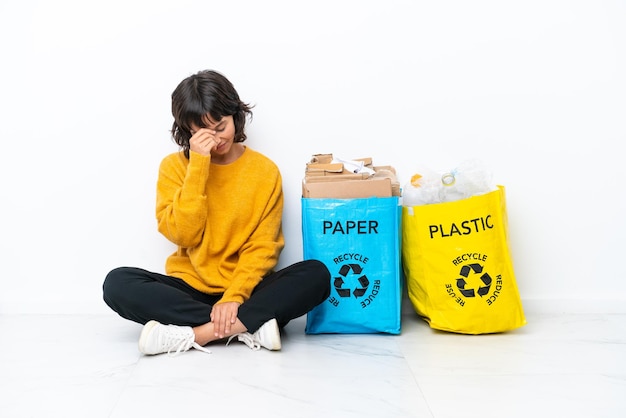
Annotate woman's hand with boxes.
[211,301,241,339]
[189,128,221,156]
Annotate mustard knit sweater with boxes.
[156,147,285,305]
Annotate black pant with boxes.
[102,260,330,333]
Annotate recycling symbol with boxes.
[334,264,370,298]
[456,263,492,298]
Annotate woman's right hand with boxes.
[189,128,220,156]
[211,301,241,339]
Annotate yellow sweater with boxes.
[156,147,285,305]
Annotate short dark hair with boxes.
[170,70,253,158]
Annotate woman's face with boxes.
[190,114,239,163]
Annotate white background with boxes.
[1,0,624,314]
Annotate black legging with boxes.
[102,260,330,333]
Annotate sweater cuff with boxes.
[186,151,211,194]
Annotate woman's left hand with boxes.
[211,301,241,339]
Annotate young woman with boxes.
[103,70,330,356]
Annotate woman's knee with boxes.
[102,267,133,301]
[304,259,331,295]
[307,259,330,280]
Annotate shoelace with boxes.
[160,326,212,356]
[226,332,261,351]
[167,338,194,357]
[189,342,212,355]
[166,341,211,356]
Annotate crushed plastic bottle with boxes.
[402,159,497,206]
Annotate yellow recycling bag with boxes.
[402,186,526,334]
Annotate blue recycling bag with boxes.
[302,197,402,334]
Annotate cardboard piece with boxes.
[302,154,400,198]
[302,177,393,198]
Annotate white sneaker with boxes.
[227,318,281,351]
[138,320,211,356]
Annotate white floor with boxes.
[1,308,625,418]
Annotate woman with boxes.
[103,70,330,356]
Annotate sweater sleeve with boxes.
[156,151,211,248]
